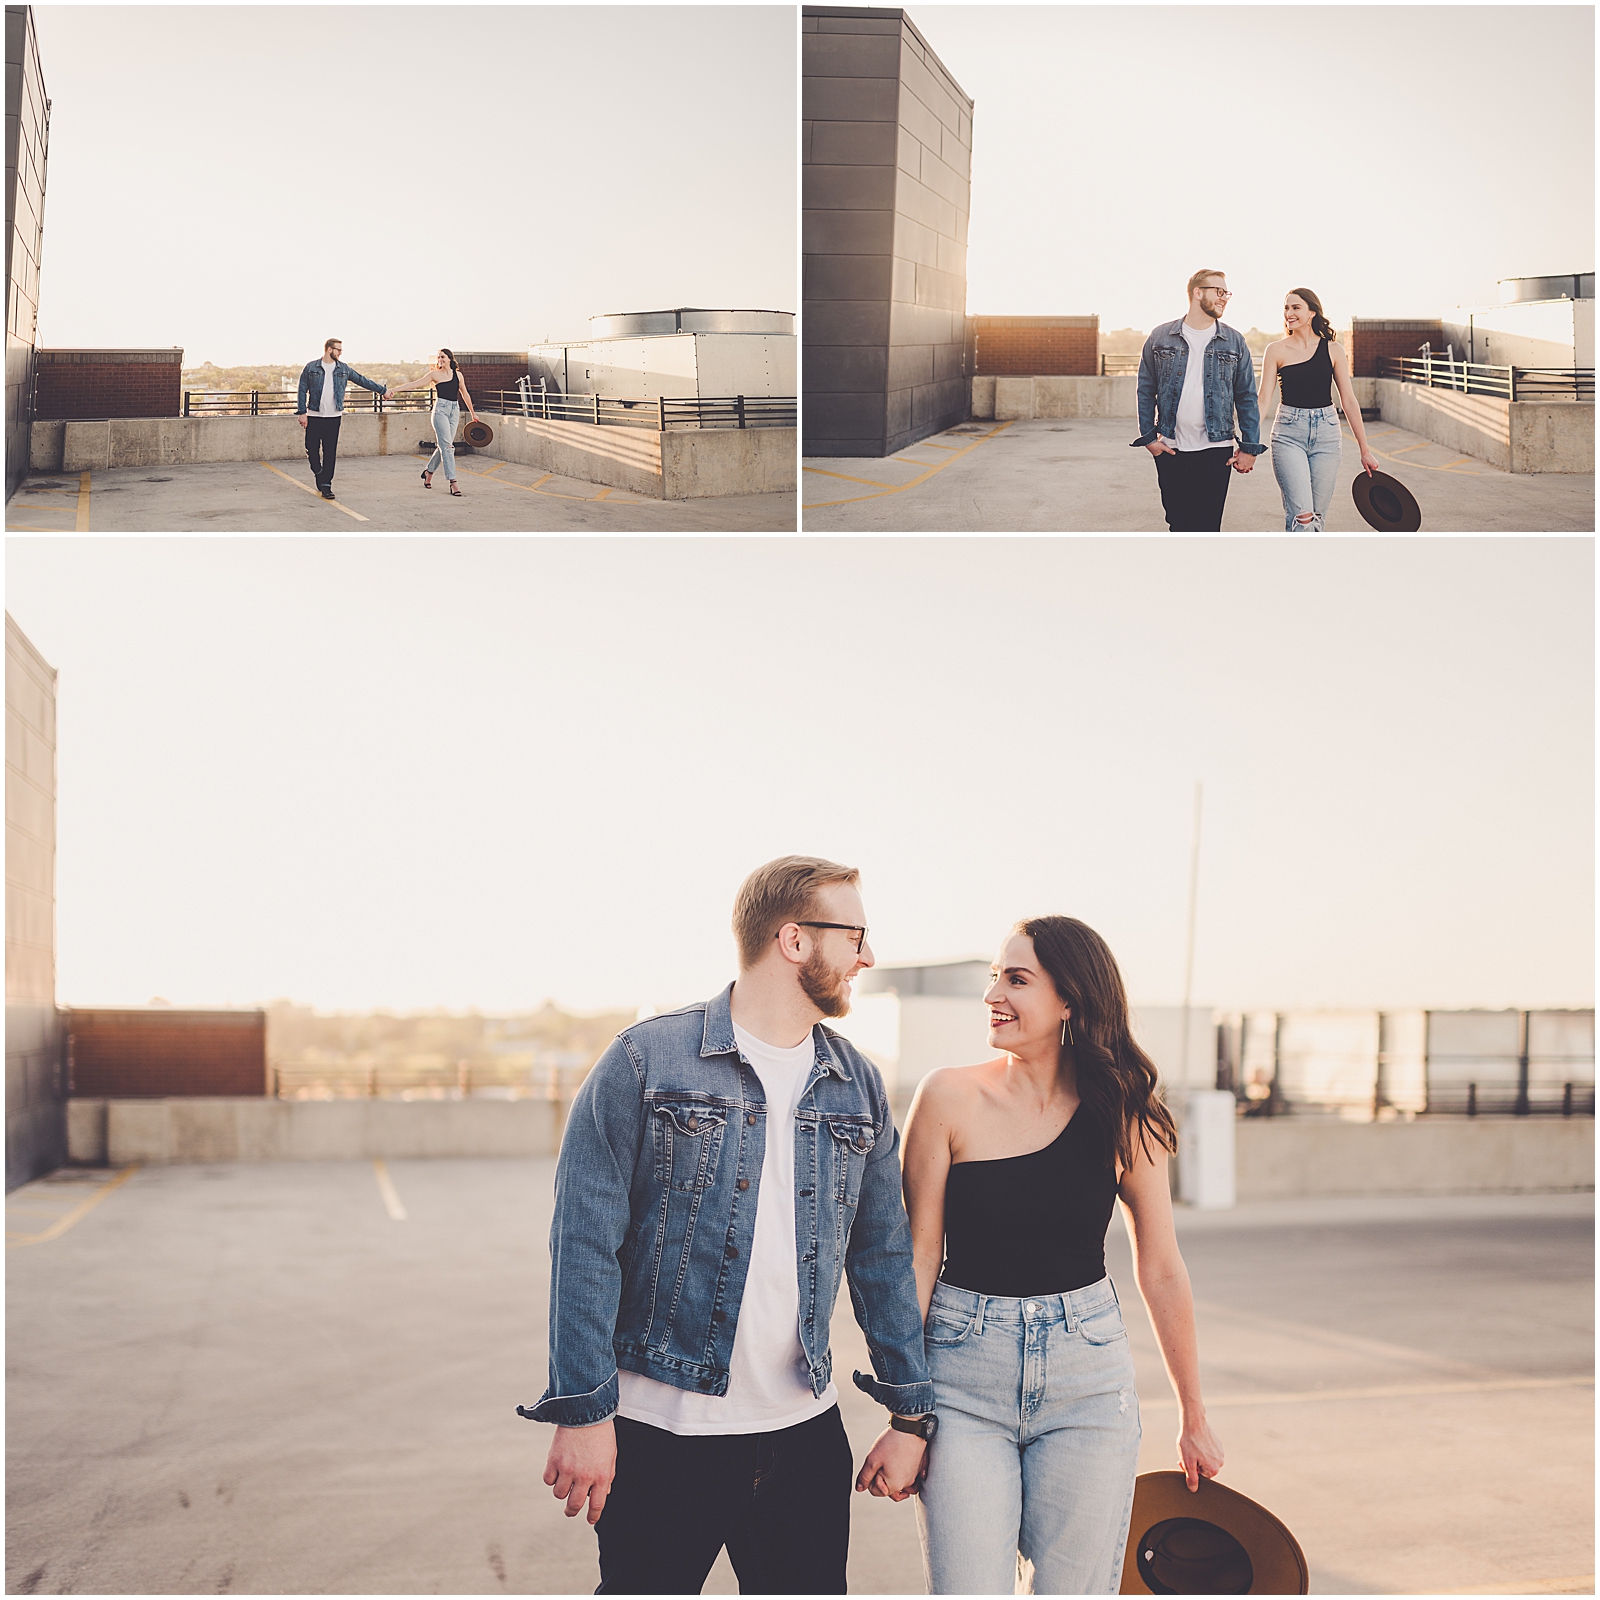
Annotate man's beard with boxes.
[799,948,852,1018]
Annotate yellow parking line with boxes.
[257,461,370,522]
[75,470,91,530]
[1373,443,1483,475]
[803,421,1015,509]
[6,1165,140,1248]
[13,502,78,512]
[6,523,74,532]
[456,463,640,505]
[373,1159,407,1221]
[803,467,907,489]
[1143,1373,1592,1412]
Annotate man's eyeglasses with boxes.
[792,921,869,954]
[1202,287,1232,299]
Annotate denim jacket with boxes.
[519,983,935,1428]
[296,359,384,416]
[1131,318,1266,454]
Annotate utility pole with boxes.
[1179,781,1203,1087]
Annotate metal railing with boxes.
[183,389,435,416]
[1380,355,1595,402]
[1098,354,1268,381]
[1424,1079,1596,1117]
[483,379,795,430]
[272,1058,593,1102]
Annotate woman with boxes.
[889,916,1224,1595]
[390,348,481,497]
[1261,287,1380,531]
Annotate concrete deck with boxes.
[802,417,1596,532]
[6,1164,1590,1594]
[5,456,796,534]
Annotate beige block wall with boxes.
[971,375,1137,421]
[1233,1116,1593,1202]
[83,1097,561,1166]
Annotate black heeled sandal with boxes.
[449,481,462,496]
[421,470,433,488]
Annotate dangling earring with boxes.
[1061,1015,1074,1048]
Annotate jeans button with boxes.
[1026,1302,1039,1314]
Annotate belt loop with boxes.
[974,1294,986,1336]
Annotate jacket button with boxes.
[737,1178,749,1191]
[725,1244,739,1258]
[746,1113,757,1125]
[712,1310,726,1323]
[687,1116,699,1132]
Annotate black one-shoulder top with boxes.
[1278,337,1334,409]
[941,1113,1117,1297]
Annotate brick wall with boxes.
[1349,320,1445,378]
[974,316,1099,376]
[66,1009,267,1098]
[454,352,528,402]
[34,349,183,419]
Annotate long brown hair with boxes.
[1016,915,1178,1171]
[1288,287,1334,340]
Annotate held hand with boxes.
[542,1419,617,1524]
[298,415,308,429]
[1178,1414,1225,1492]
[1360,448,1380,477]
[1230,448,1256,474]
[856,1427,927,1501]
[1145,440,1176,457]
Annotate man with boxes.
[295,338,391,501]
[1131,269,1267,531]
[519,856,935,1595]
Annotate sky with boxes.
[5,536,1592,1018]
[29,5,796,365]
[910,5,1596,334]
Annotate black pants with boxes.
[305,415,341,486]
[594,1406,853,1595]
[1153,445,1233,531]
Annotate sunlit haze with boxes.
[5,537,1591,1018]
[28,6,796,365]
[913,5,1595,336]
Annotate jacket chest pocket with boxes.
[650,1101,729,1192]
[826,1120,876,1206]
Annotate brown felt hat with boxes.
[1120,1472,1308,1595]
[464,419,495,449]
[1351,469,1421,532]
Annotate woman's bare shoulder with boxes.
[917,1059,1001,1109]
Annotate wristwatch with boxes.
[891,1412,937,1442]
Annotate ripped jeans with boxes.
[427,398,460,482]
[915,1278,1142,1594]
[1270,403,1343,530]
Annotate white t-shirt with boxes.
[1167,320,1232,451]
[316,358,341,417]
[615,1021,839,1435]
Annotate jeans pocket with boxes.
[925,1305,977,1347]
[1077,1300,1128,1346]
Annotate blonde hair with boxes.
[1187,269,1227,300]
[732,856,860,969]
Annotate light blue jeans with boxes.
[915,1278,1142,1595]
[427,399,459,482]
[1270,403,1343,530]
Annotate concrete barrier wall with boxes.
[471,413,664,498]
[71,1097,560,1167]
[971,375,1137,421]
[1233,1116,1593,1201]
[69,1099,1594,1203]
[30,413,796,500]
[660,426,798,498]
[1373,380,1594,473]
[35,413,451,475]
